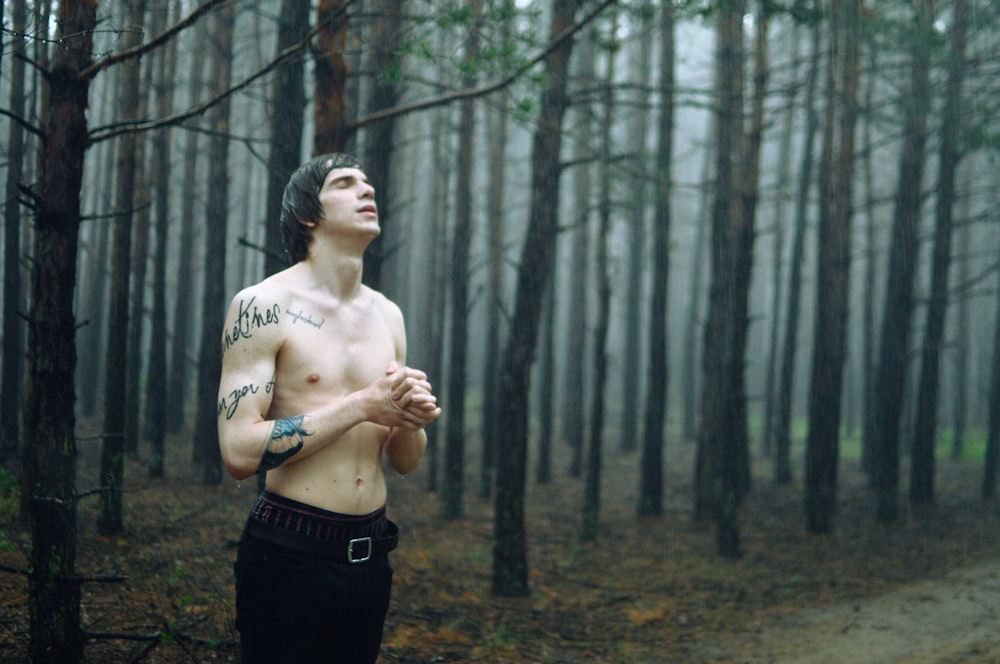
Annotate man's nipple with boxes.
[306,373,320,384]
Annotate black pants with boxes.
[234,531,393,663]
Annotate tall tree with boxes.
[313,0,350,153]
[361,0,406,292]
[982,269,1000,500]
[583,10,617,541]
[167,19,209,434]
[145,0,180,478]
[124,26,157,458]
[637,0,674,517]
[774,10,820,485]
[694,0,747,558]
[804,0,861,534]
[99,0,146,536]
[22,2,97,658]
[264,0,311,276]
[443,0,484,520]
[761,21,801,459]
[618,5,654,455]
[909,0,969,505]
[871,0,934,524]
[194,1,237,486]
[1,0,28,459]
[494,0,584,597]
[560,29,594,478]
[480,0,516,499]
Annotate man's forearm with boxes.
[385,426,427,475]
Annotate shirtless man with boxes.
[217,153,441,664]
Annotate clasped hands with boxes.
[375,361,441,431]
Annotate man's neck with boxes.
[304,246,365,300]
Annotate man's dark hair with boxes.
[280,152,365,264]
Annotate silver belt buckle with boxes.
[347,536,373,563]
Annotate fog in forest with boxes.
[1,0,1000,659]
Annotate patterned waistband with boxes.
[248,490,387,543]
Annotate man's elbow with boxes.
[221,447,258,481]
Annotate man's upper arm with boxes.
[217,289,282,444]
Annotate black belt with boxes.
[246,518,399,563]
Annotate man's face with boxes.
[316,166,379,238]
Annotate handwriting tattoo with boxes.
[217,382,259,420]
[222,296,281,353]
[257,415,309,474]
[288,309,325,329]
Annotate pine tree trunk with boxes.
[872,0,934,524]
[145,0,179,479]
[695,0,746,561]
[560,32,594,478]
[618,15,653,455]
[775,1,821,487]
[493,0,577,597]
[909,0,968,505]
[583,16,616,540]
[805,0,860,534]
[1,0,28,458]
[637,1,674,518]
[264,0,310,275]
[195,2,236,486]
[360,0,406,293]
[99,0,145,536]
[313,0,349,153]
[23,1,97,659]
[168,22,207,435]
[981,272,1000,500]
[443,0,483,521]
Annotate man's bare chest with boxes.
[276,302,395,393]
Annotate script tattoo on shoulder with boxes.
[257,415,309,474]
[223,296,281,353]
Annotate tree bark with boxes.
[872,0,934,524]
[313,0,350,153]
[264,0,310,275]
[618,11,653,455]
[583,11,617,541]
[804,0,860,534]
[694,0,746,560]
[982,270,1000,500]
[480,0,514,497]
[1,0,28,459]
[909,0,969,505]
[99,0,145,536]
[145,0,179,478]
[194,1,236,486]
[443,0,483,521]
[637,0,674,518]
[168,20,208,434]
[360,0,406,293]
[23,1,97,659]
[494,0,578,597]
[559,30,594,478]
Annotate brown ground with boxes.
[2,430,1000,663]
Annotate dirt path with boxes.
[714,559,1000,663]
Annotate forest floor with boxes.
[2,428,1000,663]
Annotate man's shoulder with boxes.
[362,285,403,319]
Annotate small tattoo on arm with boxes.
[257,415,309,474]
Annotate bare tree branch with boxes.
[80,0,230,80]
[88,0,361,143]
[349,0,618,132]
